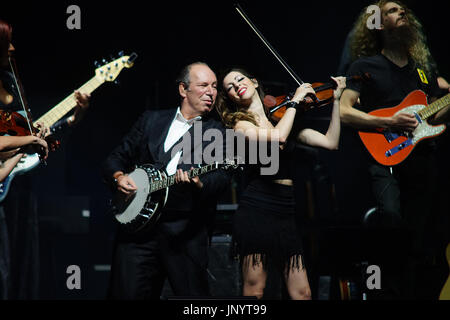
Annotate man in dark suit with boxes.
[103,62,231,299]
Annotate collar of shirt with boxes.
[163,107,202,175]
[174,107,202,125]
[164,107,201,153]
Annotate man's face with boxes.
[381,2,408,30]
[181,64,217,116]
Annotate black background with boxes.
[1,0,449,299]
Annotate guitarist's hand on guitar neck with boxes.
[43,90,91,138]
[389,112,419,132]
[70,90,91,126]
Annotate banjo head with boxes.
[114,167,150,224]
[113,165,168,234]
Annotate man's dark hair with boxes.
[176,61,211,89]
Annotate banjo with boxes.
[111,159,238,233]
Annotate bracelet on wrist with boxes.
[286,101,299,109]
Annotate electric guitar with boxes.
[358,90,449,166]
[111,159,239,234]
[0,53,137,202]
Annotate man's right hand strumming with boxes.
[114,173,138,195]
[389,113,419,132]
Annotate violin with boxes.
[0,108,36,136]
[265,74,370,122]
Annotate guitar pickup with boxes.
[383,131,401,143]
[385,139,413,157]
[413,112,423,124]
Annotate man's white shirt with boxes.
[163,107,201,175]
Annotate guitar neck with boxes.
[150,163,219,193]
[33,76,104,128]
[419,93,450,120]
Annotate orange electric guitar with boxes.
[358,90,449,166]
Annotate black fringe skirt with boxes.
[232,179,305,275]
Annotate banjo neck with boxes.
[150,163,220,193]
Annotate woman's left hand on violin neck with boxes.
[292,83,316,104]
[331,76,347,100]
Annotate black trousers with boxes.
[108,214,210,300]
[0,183,40,300]
[367,150,438,298]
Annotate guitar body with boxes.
[439,243,450,300]
[0,153,40,202]
[359,90,446,166]
[0,109,41,202]
[112,164,168,234]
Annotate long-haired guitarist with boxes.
[339,1,449,299]
[0,19,90,300]
[103,62,231,299]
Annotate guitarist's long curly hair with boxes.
[350,0,436,76]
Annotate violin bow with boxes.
[8,55,48,165]
[8,56,34,134]
[234,3,305,86]
[234,3,319,104]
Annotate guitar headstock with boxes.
[95,52,138,83]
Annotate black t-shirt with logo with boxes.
[345,54,445,161]
[346,54,442,112]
